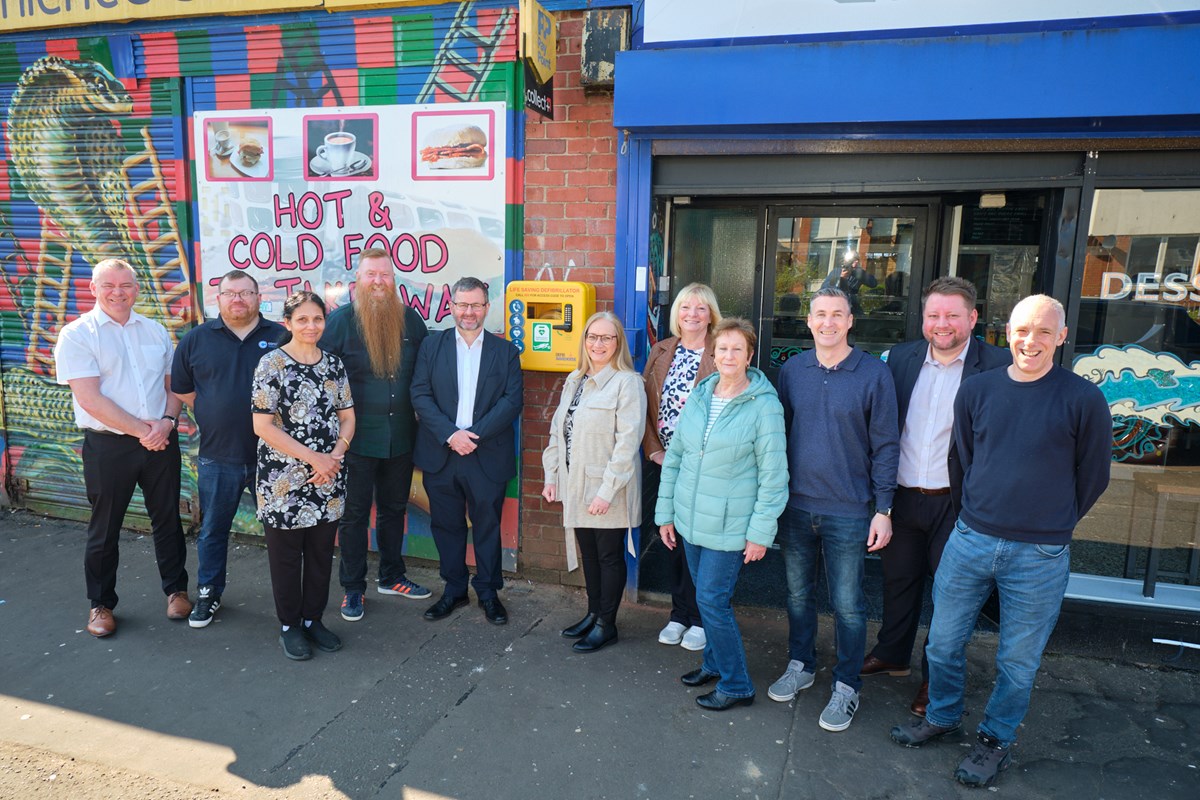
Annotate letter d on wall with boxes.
[1100,272,1132,300]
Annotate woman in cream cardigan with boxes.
[542,311,646,653]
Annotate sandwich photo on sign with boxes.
[411,110,495,181]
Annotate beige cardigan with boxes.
[542,365,646,531]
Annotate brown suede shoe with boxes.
[909,681,930,717]
[167,591,193,620]
[860,654,911,677]
[87,607,116,637]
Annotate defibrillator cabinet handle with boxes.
[553,304,573,332]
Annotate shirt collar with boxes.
[93,306,142,327]
[454,328,484,349]
[923,342,968,368]
[801,346,862,371]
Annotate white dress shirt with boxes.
[54,307,173,432]
[453,328,485,430]
[896,344,966,490]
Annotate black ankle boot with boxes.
[561,612,598,639]
[572,618,617,652]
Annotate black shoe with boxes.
[696,690,754,711]
[188,585,220,629]
[680,668,719,687]
[572,619,617,652]
[279,627,312,661]
[561,612,598,639]
[302,619,342,652]
[424,594,469,621]
[481,597,508,625]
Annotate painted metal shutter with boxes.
[0,41,193,526]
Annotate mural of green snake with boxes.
[7,56,136,268]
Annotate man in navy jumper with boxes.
[890,294,1111,788]
[769,287,900,733]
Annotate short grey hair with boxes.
[450,276,489,297]
[1010,294,1066,330]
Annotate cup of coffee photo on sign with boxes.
[305,115,377,179]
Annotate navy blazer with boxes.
[887,336,1011,511]
[410,328,523,480]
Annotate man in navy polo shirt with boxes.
[172,270,284,628]
[769,287,899,734]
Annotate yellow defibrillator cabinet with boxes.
[505,280,596,372]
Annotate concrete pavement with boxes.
[0,509,1196,799]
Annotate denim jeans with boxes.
[924,519,1070,747]
[196,458,255,595]
[777,506,869,692]
[338,451,416,593]
[683,540,754,699]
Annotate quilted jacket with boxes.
[654,368,789,551]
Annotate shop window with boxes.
[668,206,759,322]
[1073,188,1200,593]
[770,213,914,365]
[946,192,1046,346]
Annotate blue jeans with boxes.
[683,540,754,699]
[777,506,869,692]
[196,458,255,594]
[925,520,1070,747]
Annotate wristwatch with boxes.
[877,506,892,518]
[161,414,178,430]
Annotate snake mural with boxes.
[0,55,192,517]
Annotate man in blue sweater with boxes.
[890,294,1112,788]
[769,287,900,733]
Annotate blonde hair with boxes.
[668,283,723,338]
[576,311,635,374]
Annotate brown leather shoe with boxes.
[909,681,930,717]
[860,654,911,677]
[87,607,116,637]
[167,591,193,620]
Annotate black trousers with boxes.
[264,520,337,626]
[575,527,627,625]
[338,451,414,593]
[873,488,956,677]
[422,454,505,601]
[642,459,701,627]
[81,430,188,610]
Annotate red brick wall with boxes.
[518,11,618,585]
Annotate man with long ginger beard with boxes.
[321,248,430,621]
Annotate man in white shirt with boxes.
[861,277,1009,714]
[53,259,191,637]
[411,277,523,625]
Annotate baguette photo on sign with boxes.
[419,124,488,169]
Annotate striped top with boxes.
[704,395,733,444]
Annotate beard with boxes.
[354,287,405,378]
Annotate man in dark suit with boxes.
[411,276,523,625]
[860,277,1010,715]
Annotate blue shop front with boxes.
[614,2,1200,618]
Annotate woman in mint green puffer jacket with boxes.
[654,318,789,710]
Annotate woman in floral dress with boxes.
[251,290,355,661]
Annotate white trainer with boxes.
[680,625,707,651]
[658,621,687,645]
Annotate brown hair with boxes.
[923,276,977,308]
[712,316,757,354]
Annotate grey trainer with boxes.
[767,659,815,702]
[818,681,859,731]
[954,734,1012,787]
[890,717,961,747]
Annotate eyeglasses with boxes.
[453,302,488,312]
[219,290,259,299]
[585,334,618,344]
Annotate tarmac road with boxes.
[1,509,1196,799]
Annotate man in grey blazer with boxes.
[861,277,1010,715]
[410,277,523,625]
